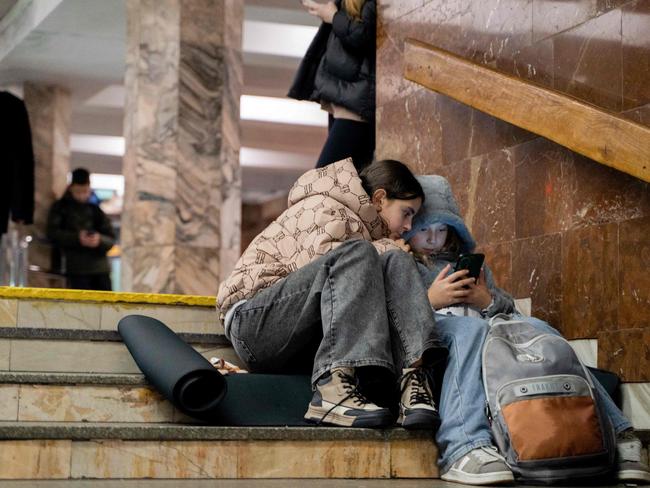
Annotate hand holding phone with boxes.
[427,264,475,308]
[79,230,100,248]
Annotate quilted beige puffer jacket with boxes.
[217,158,403,318]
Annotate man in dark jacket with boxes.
[47,168,115,290]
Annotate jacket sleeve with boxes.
[331,0,376,53]
[371,238,405,254]
[414,260,438,288]
[46,203,81,249]
[296,205,369,263]
[287,22,332,100]
[95,208,116,253]
[482,264,516,317]
[300,206,404,257]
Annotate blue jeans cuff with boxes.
[311,359,395,386]
[614,420,633,435]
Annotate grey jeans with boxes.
[228,239,442,385]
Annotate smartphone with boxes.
[453,253,485,282]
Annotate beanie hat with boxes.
[71,168,90,185]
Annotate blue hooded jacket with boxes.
[405,175,515,317]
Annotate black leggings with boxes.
[316,116,375,172]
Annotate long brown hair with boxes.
[359,159,424,202]
[439,227,463,258]
[343,0,365,20]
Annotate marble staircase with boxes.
[0,288,438,480]
[0,288,646,481]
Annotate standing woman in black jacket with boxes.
[289,0,376,171]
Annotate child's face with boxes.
[408,222,448,254]
[376,196,422,239]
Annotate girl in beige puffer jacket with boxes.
[217,158,443,430]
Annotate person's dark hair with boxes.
[71,168,91,185]
[359,159,424,202]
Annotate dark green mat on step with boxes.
[119,314,312,426]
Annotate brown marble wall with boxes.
[377,0,650,380]
[22,82,71,278]
[122,0,243,295]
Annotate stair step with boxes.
[0,335,239,374]
[0,383,187,423]
[0,481,446,488]
[0,326,228,345]
[0,294,220,336]
[0,422,430,441]
[0,422,439,480]
[0,371,146,385]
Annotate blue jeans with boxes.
[435,313,632,473]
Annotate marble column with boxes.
[22,82,71,274]
[122,0,242,295]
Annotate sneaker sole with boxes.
[398,410,441,431]
[441,468,515,486]
[304,405,393,428]
[618,469,650,483]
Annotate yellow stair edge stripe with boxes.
[0,287,216,307]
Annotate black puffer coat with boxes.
[288,0,376,121]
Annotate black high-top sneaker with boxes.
[304,367,393,428]
[398,367,441,430]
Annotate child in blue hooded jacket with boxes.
[403,175,649,486]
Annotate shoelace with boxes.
[316,370,371,426]
[471,446,506,464]
[403,369,434,407]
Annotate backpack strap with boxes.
[487,313,515,328]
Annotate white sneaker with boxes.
[441,446,514,485]
[617,430,650,484]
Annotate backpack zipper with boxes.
[493,374,596,413]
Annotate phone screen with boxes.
[453,253,485,281]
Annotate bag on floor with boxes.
[482,314,616,484]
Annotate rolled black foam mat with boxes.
[118,314,312,425]
[118,314,228,421]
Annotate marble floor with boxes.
[0,481,639,488]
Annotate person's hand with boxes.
[79,230,101,248]
[301,0,337,23]
[393,238,411,253]
[463,268,493,310]
[427,264,476,309]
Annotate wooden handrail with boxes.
[403,39,650,183]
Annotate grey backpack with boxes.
[482,315,616,483]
